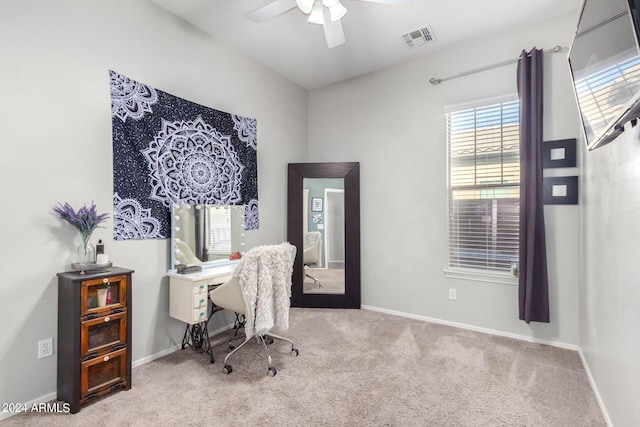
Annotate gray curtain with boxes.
[517,48,549,323]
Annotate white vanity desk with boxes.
[167,262,238,362]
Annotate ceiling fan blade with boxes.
[246,0,297,22]
[356,0,412,4]
[323,13,345,48]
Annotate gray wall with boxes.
[579,119,640,425]
[308,15,581,345]
[0,0,307,416]
[1,1,638,425]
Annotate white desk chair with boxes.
[175,240,201,266]
[209,243,299,377]
[303,231,322,287]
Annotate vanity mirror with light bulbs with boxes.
[170,203,246,272]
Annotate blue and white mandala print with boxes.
[142,116,245,207]
[113,193,165,240]
[109,70,158,122]
[232,114,257,150]
[244,199,259,230]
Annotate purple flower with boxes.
[53,202,109,240]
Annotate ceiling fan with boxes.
[246,0,411,48]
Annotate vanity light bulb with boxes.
[176,248,182,254]
[185,205,191,209]
[173,203,180,209]
[174,215,180,220]
[175,238,181,243]
[175,226,180,231]
[195,205,202,210]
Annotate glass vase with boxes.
[77,236,96,264]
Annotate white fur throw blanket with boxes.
[234,242,297,339]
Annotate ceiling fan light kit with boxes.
[248,0,411,48]
[307,1,326,25]
[304,0,347,25]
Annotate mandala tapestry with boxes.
[109,70,259,240]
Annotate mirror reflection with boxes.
[303,178,345,294]
[170,204,245,271]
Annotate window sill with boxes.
[443,267,518,286]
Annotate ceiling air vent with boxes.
[401,26,436,48]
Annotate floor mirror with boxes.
[287,162,360,308]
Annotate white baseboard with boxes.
[133,323,234,368]
[0,392,57,422]
[132,345,180,368]
[364,305,612,424]
[578,347,613,427]
[361,304,579,351]
[0,324,236,422]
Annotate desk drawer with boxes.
[208,274,233,286]
[193,282,207,294]
[193,308,207,323]
[193,293,207,309]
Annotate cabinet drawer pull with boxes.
[104,316,110,323]
[104,356,109,362]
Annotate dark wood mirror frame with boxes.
[288,162,360,308]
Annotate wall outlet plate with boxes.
[38,338,53,359]
[449,288,457,300]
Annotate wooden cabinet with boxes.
[57,267,133,414]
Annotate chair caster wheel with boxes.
[228,344,235,350]
[267,367,277,377]
[291,348,299,357]
[265,336,274,345]
[223,365,232,374]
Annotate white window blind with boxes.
[446,99,520,273]
[206,206,232,255]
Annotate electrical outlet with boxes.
[38,338,53,359]
[449,288,457,300]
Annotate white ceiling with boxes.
[151,0,581,90]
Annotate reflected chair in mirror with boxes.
[209,243,299,377]
[175,241,201,266]
[303,231,322,288]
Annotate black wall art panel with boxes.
[109,70,259,240]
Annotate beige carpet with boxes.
[303,268,345,294]
[4,308,605,426]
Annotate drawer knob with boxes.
[104,356,109,362]
[104,317,110,323]
[103,278,108,284]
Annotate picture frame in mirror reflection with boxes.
[170,204,245,271]
[311,197,323,212]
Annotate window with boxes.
[446,98,520,276]
[206,206,232,258]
